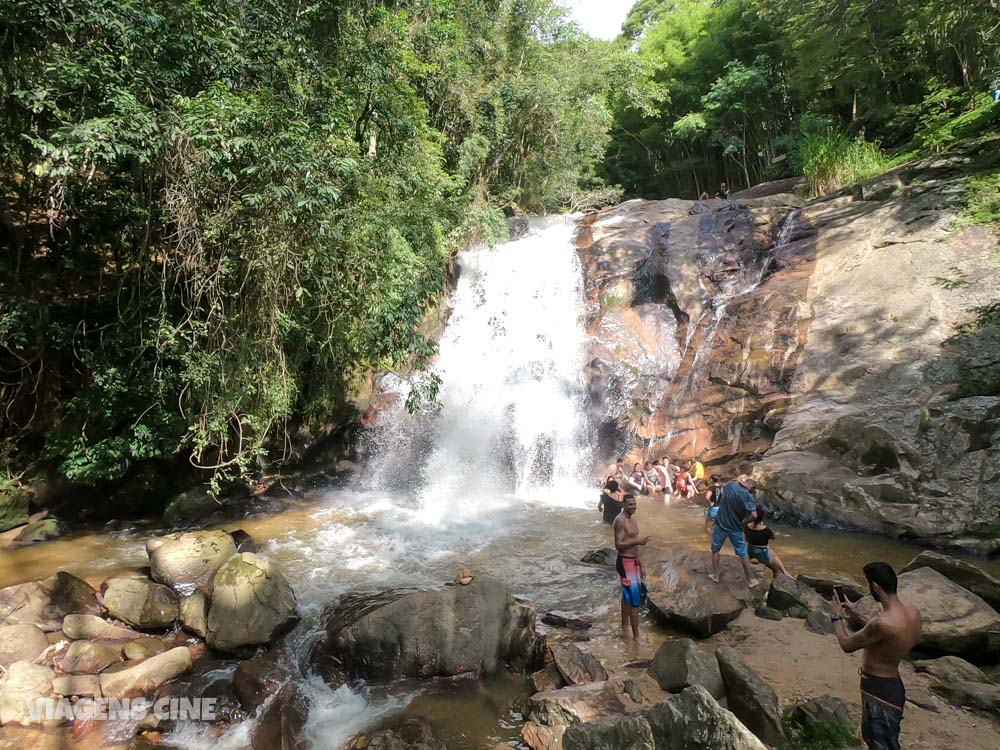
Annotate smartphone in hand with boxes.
[832,585,844,603]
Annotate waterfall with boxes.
[362,216,593,516]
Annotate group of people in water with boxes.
[599,459,923,750]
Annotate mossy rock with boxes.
[0,490,30,532]
[163,488,218,524]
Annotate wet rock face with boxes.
[576,195,813,468]
[0,571,101,631]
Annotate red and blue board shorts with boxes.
[616,555,642,607]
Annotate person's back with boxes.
[716,479,755,532]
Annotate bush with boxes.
[784,718,857,750]
[796,126,890,196]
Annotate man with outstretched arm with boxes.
[613,494,649,642]
[708,475,760,589]
[831,562,923,750]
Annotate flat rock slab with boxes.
[645,546,764,638]
[550,642,608,685]
[58,640,123,673]
[541,611,593,631]
[902,551,1000,612]
[0,623,49,668]
[856,567,1000,659]
[146,530,237,595]
[0,572,101,631]
[914,655,988,685]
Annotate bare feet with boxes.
[747,578,760,589]
[708,574,720,583]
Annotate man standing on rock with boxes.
[614,494,649,642]
[708,475,759,589]
[832,562,922,750]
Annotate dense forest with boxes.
[1,0,998,511]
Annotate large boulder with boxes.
[0,572,101,631]
[644,546,764,638]
[146,530,237,594]
[0,662,55,726]
[643,685,768,750]
[0,489,29,532]
[914,655,989,685]
[902,551,1000,612]
[647,638,724,699]
[855,567,1000,659]
[716,646,785,747]
[102,577,179,629]
[249,681,309,750]
[767,575,831,616]
[206,553,300,652]
[550,643,608,686]
[163,487,218,525]
[562,715,655,750]
[98,646,192,699]
[313,576,533,680]
[0,624,49,668]
[13,518,61,545]
[933,680,1000,712]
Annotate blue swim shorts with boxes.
[711,525,748,557]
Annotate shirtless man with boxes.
[613,495,650,642]
[831,562,923,750]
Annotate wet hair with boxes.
[616,457,624,463]
[863,562,898,595]
[623,494,636,503]
[605,475,614,485]
[710,474,721,483]
[753,506,767,524]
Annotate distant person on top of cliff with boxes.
[709,475,760,589]
[831,562,922,750]
[716,182,730,200]
[598,475,624,525]
[614,494,650,642]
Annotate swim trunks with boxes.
[616,555,642,607]
[710,524,748,557]
[860,673,905,750]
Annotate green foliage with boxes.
[604,0,1000,198]
[784,718,857,750]
[0,0,628,492]
[959,172,1000,230]
[796,125,890,196]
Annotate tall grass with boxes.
[798,128,890,196]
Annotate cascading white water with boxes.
[364,216,594,518]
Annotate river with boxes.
[2,217,997,748]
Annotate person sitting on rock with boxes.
[598,475,624,525]
[716,181,730,200]
[709,475,760,589]
[831,562,923,750]
[743,506,791,578]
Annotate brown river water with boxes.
[5,489,997,749]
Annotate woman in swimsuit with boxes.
[744,507,791,578]
[598,476,624,524]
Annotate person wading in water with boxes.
[708,475,760,589]
[831,562,923,750]
[614,494,649,642]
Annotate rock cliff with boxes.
[578,139,1000,548]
